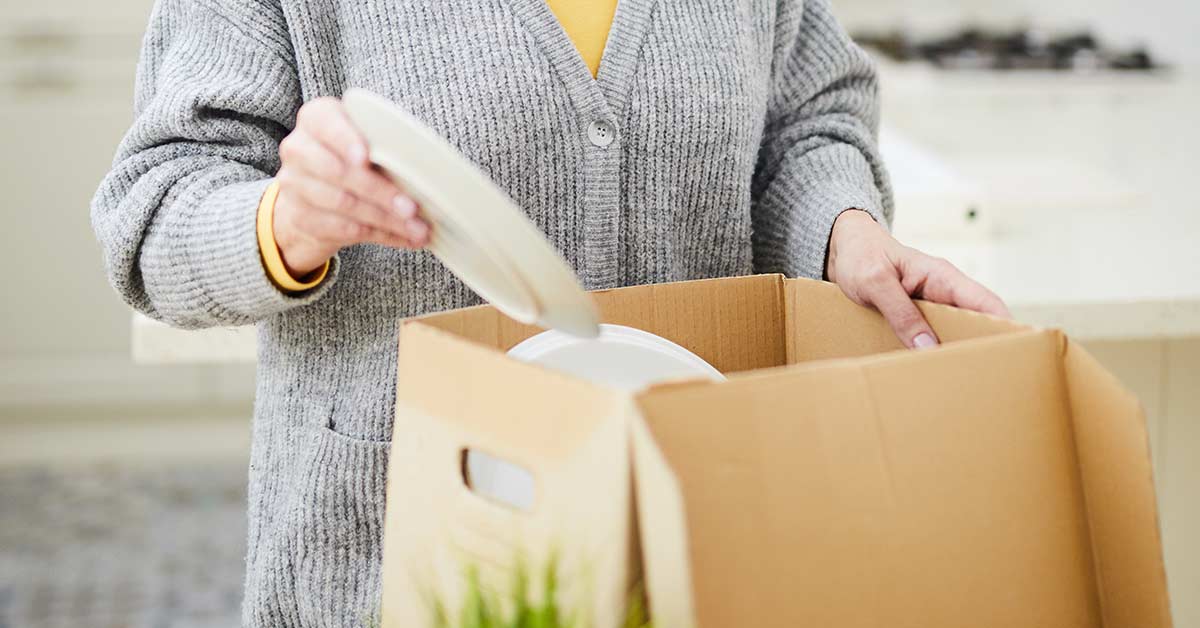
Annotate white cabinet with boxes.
[0,0,156,24]
[0,0,255,407]
[0,8,146,357]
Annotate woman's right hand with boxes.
[273,97,430,277]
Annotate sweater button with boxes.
[587,119,616,147]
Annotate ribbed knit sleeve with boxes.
[91,0,337,329]
[750,0,894,280]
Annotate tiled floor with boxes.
[0,462,247,628]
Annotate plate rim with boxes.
[342,88,600,336]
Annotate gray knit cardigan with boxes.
[92,0,892,625]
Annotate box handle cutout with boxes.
[461,448,535,512]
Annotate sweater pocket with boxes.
[292,425,391,627]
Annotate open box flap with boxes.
[412,275,1027,373]
[783,277,1029,363]
[586,275,786,374]
[1064,342,1172,627]
[382,322,640,628]
[410,299,545,353]
[635,330,1108,627]
[416,274,788,373]
[389,274,1169,628]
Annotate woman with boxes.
[93,0,1007,625]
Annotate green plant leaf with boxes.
[425,550,651,628]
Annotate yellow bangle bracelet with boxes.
[256,180,330,292]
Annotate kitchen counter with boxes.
[131,201,1200,364]
[133,69,1200,363]
[903,204,1200,342]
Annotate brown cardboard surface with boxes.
[382,322,639,628]
[385,274,1169,628]
[636,330,1101,628]
[782,277,1027,363]
[1065,344,1173,627]
[629,416,696,628]
[411,300,544,353]
[587,275,786,374]
[417,274,786,373]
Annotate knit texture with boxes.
[91,0,892,625]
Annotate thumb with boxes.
[866,277,939,350]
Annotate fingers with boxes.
[916,257,1012,319]
[296,97,369,167]
[278,130,343,179]
[278,169,428,245]
[290,204,418,250]
[328,166,429,245]
[298,99,413,222]
[862,268,940,350]
[956,280,1011,318]
[279,97,431,248]
[832,230,1010,350]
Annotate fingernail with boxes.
[913,332,938,350]
[406,218,429,242]
[393,196,416,218]
[348,144,366,165]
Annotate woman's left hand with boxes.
[825,209,1011,350]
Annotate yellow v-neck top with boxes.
[546,0,619,78]
[258,1,618,291]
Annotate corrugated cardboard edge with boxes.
[1061,337,1174,628]
[782,276,1031,364]
[629,415,698,628]
[411,273,787,373]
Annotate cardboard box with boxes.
[381,274,1171,628]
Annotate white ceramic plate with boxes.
[342,88,600,338]
[506,324,725,391]
[463,325,724,509]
